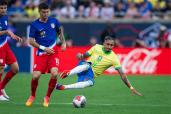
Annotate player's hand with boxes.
[130,88,142,96]
[76,53,83,60]
[45,48,55,55]
[61,42,66,51]
[7,30,23,42]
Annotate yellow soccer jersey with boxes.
[87,44,121,77]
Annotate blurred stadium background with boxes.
[1,0,171,114]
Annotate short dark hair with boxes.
[38,2,49,10]
[104,36,114,41]
[0,0,8,6]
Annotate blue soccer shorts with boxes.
[77,61,95,84]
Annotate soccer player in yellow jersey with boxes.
[56,36,142,96]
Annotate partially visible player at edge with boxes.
[0,0,22,101]
[25,2,66,107]
[56,36,142,96]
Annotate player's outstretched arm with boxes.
[0,30,22,42]
[76,52,90,60]
[116,68,142,96]
[6,30,22,42]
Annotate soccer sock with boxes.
[0,70,15,89]
[31,79,38,97]
[69,64,90,76]
[64,81,93,89]
[46,78,57,97]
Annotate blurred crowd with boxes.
[6,0,171,48]
[7,0,171,20]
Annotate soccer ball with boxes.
[72,95,86,108]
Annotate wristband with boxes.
[39,45,46,51]
[130,86,134,90]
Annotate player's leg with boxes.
[1,62,19,89]
[60,61,90,79]
[0,65,8,101]
[0,46,19,100]
[0,65,4,82]
[56,80,94,90]
[25,71,41,106]
[56,65,94,90]
[43,67,58,107]
[0,46,8,101]
[43,54,59,107]
[0,67,3,82]
[26,55,46,106]
[0,45,4,82]
[0,62,19,100]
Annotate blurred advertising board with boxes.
[55,47,171,75]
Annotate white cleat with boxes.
[0,95,9,101]
[1,89,9,99]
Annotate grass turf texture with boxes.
[0,73,171,114]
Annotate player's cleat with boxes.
[56,84,65,90]
[0,95,9,101]
[43,96,50,107]
[60,70,70,79]
[25,96,35,106]
[1,89,9,99]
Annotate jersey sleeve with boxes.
[112,54,121,70]
[55,19,61,31]
[29,24,36,38]
[87,45,96,56]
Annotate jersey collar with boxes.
[102,47,111,55]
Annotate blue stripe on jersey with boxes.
[0,15,8,46]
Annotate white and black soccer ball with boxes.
[72,95,86,108]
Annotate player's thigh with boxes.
[5,45,17,66]
[33,55,48,74]
[77,68,94,83]
[48,54,59,72]
[0,45,6,69]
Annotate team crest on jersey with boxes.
[40,30,46,38]
[51,23,55,28]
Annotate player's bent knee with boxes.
[50,68,58,78]
[51,73,58,79]
[32,72,41,80]
[12,67,19,74]
[88,80,94,86]
[10,62,19,74]
[0,66,4,74]
[32,75,40,80]
[85,64,91,70]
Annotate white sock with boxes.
[64,80,94,89]
[69,64,90,76]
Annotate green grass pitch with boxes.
[0,73,171,114]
